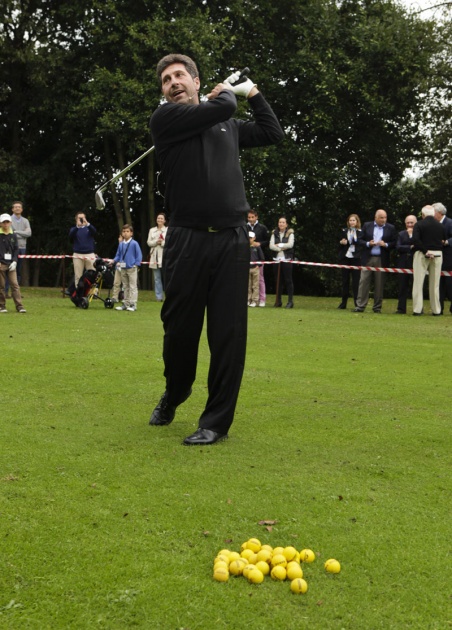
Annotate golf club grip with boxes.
[228,67,250,87]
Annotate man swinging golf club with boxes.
[149,54,284,445]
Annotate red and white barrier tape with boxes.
[17,254,452,276]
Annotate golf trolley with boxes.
[69,257,115,309]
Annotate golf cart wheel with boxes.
[104,298,114,309]
[80,297,89,309]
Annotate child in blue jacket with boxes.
[113,224,142,311]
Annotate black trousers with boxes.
[273,261,294,304]
[340,260,360,306]
[161,226,249,434]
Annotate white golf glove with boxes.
[224,71,256,98]
[9,261,17,271]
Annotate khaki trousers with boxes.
[0,264,24,310]
[120,266,138,307]
[248,266,260,304]
[73,253,95,285]
[412,250,442,315]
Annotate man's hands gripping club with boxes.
[224,68,256,97]
[207,67,257,100]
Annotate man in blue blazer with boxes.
[353,209,397,313]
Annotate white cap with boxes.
[0,213,12,222]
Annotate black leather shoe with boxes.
[412,312,423,316]
[337,303,346,309]
[395,310,406,314]
[431,312,442,316]
[183,428,228,446]
[149,389,192,425]
[149,392,176,425]
[274,302,282,308]
[353,307,364,312]
[285,301,293,309]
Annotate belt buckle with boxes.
[207,226,219,233]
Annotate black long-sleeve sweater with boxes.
[150,90,283,229]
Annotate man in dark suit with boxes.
[395,215,417,314]
[353,209,397,313]
[412,205,446,316]
[433,202,452,314]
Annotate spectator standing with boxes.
[69,212,97,286]
[337,213,362,309]
[395,215,417,314]
[247,210,269,307]
[147,212,168,302]
[0,213,26,313]
[113,224,142,312]
[111,234,123,304]
[8,201,31,292]
[270,216,295,309]
[148,53,283,446]
[412,205,445,316]
[248,230,265,307]
[353,209,397,313]
[432,202,452,314]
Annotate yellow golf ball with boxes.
[299,548,316,563]
[229,551,241,562]
[255,560,270,576]
[241,548,255,561]
[247,568,265,584]
[286,561,303,580]
[273,546,284,556]
[271,565,287,581]
[271,553,287,568]
[325,559,341,574]
[229,560,245,576]
[243,563,257,579]
[246,538,262,553]
[214,560,229,571]
[290,578,308,594]
[256,549,272,563]
[213,567,229,582]
[283,546,298,562]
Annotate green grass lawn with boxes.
[1,289,451,629]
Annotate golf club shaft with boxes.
[98,145,155,194]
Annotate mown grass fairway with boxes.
[1,289,451,629]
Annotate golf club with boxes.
[94,67,251,210]
[95,145,155,210]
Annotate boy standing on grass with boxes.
[0,213,26,313]
[113,224,142,312]
[248,231,264,307]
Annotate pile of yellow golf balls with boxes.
[213,538,341,595]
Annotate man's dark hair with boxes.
[156,54,199,82]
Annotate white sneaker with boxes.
[259,301,266,307]
[0,308,7,313]
[18,308,27,313]
[115,305,126,311]
[249,302,256,308]
[126,306,136,312]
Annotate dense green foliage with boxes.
[0,1,450,292]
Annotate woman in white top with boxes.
[147,213,168,301]
[269,216,295,308]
